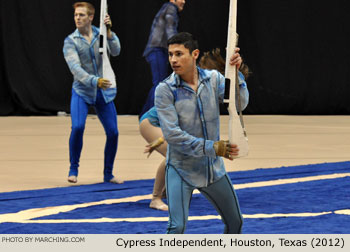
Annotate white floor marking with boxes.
[1,173,349,223]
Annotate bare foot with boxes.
[109,177,124,184]
[68,175,77,183]
[149,198,168,211]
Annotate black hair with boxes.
[167,32,199,53]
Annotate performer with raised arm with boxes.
[155,32,248,233]
[63,2,123,184]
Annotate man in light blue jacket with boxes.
[63,2,122,184]
[155,32,248,233]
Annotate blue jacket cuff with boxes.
[92,77,99,87]
[204,140,216,158]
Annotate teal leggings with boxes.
[165,166,243,234]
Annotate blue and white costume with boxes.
[155,67,248,233]
[63,25,121,182]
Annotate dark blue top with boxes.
[143,2,179,57]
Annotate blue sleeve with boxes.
[237,71,249,111]
[107,32,121,56]
[63,37,99,87]
[155,83,216,158]
[164,5,178,39]
[218,71,249,111]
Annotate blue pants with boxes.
[69,89,119,182]
[166,166,243,234]
[140,48,169,118]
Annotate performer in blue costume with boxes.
[140,44,250,221]
[63,2,123,184]
[140,0,186,119]
[155,32,248,233]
